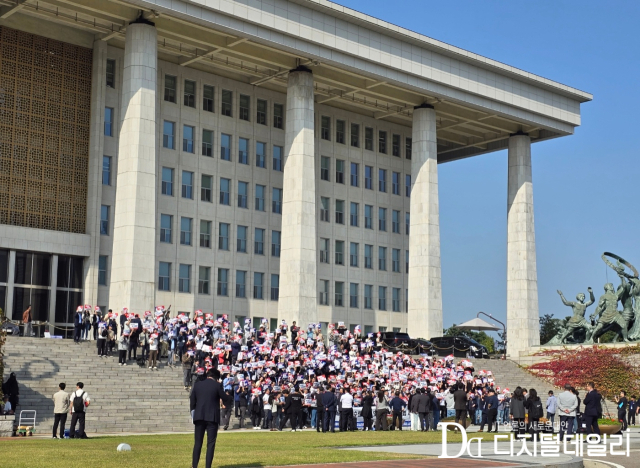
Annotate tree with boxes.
[539,313,562,344]
[443,325,496,354]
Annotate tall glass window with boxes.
[350,202,358,227]
[335,240,344,265]
[163,121,175,149]
[254,228,265,255]
[201,175,212,202]
[270,274,279,300]
[238,181,248,208]
[181,171,193,199]
[219,178,230,205]
[335,200,344,224]
[238,138,249,165]
[221,89,232,116]
[379,169,387,192]
[273,145,283,171]
[379,130,387,153]
[364,245,373,269]
[239,94,250,121]
[98,256,108,285]
[236,270,247,297]
[273,103,283,129]
[158,262,171,291]
[202,129,213,157]
[350,242,359,267]
[199,266,210,294]
[321,156,330,181]
[200,220,211,248]
[364,205,373,229]
[100,205,109,235]
[160,214,172,243]
[364,285,373,309]
[379,208,387,231]
[203,84,214,112]
[221,134,231,161]
[272,188,282,214]
[255,184,265,211]
[349,283,358,308]
[365,127,373,151]
[350,123,359,147]
[336,120,345,144]
[184,80,196,107]
[254,272,264,299]
[350,162,359,187]
[217,268,228,296]
[365,166,373,190]
[180,217,192,246]
[102,156,111,185]
[218,223,229,250]
[237,226,247,253]
[164,75,176,103]
[106,59,115,88]
[335,159,345,184]
[183,125,194,153]
[335,281,343,306]
[392,210,400,233]
[271,230,281,257]
[379,286,387,310]
[257,99,267,125]
[256,142,266,168]
[378,247,387,271]
[392,134,401,157]
[104,107,113,136]
[179,264,191,292]
[321,116,330,140]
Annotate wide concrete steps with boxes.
[4,337,198,433]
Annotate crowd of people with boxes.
[84,306,524,432]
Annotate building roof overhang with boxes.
[0,0,592,163]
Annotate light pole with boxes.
[477,311,506,360]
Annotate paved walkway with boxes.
[267,461,521,468]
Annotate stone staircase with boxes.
[476,358,562,408]
[3,337,197,434]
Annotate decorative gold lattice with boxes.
[0,26,92,233]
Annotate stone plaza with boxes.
[0,0,591,358]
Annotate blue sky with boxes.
[340,0,640,334]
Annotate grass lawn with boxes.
[0,430,484,468]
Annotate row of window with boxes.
[320,198,410,233]
[161,170,284,212]
[319,281,406,312]
[159,218,282,256]
[104,62,413,160]
[321,158,411,196]
[319,240,409,273]
[105,60,285,129]
[161,124,284,170]
[320,116,412,159]
[157,262,279,299]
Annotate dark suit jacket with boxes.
[583,390,602,417]
[322,391,337,411]
[190,378,233,423]
[74,312,83,327]
[453,390,468,411]
[414,394,430,413]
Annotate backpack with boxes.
[530,399,543,419]
[73,391,85,413]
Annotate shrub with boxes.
[526,345,640,398]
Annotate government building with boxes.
[0,0,591,357]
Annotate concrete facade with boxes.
[408,105,442,340]
[0,0,591,350]
[507,134,540,357]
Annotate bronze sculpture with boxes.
[545,252,639,345]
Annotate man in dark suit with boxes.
[322,387,337,433]
[415,389,431,432]
[453,383,468,428]
[583,381,602,436]
[190,368,233,468]
[315,387,325,432]
[73,307,83,343]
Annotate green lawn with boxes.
[0,430,475,468]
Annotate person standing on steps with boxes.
[69,382,90,439]
[21,305,32,338]
[52,383,69,439]
[546,390,557,429]
[118,331,129,365]
[73,306,83,343]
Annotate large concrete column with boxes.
[408,104,442,340]
[83,39,107,311]
[108,19,157,314]
[277,67,317,329]
[507,133,539,358]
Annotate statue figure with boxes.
[544,324,569,345]
[627,277,640,340]
[589,283,629,343]
[615,263,634,328]
[556,288,595,343]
